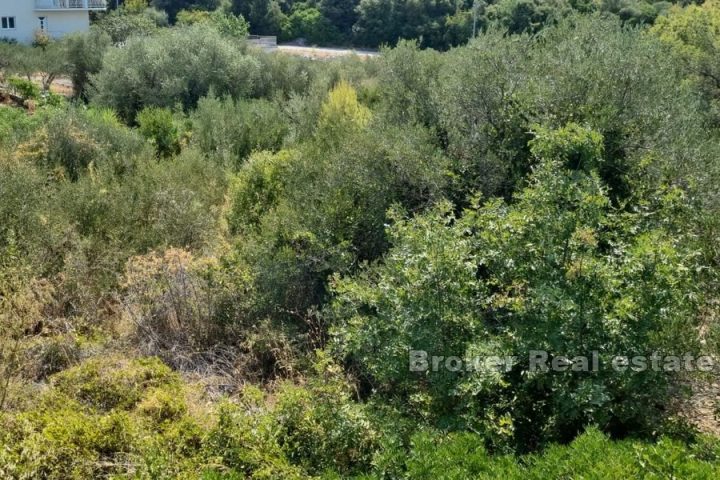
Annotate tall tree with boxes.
[151,0,222,21]
[319,0,360,36]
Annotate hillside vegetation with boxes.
[1,2,720,478]
[105,0,716,49]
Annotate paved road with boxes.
[276,45,379,59]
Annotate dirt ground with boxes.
[685,380,720,435]
[48,77,74,96]
[30,75,74,96]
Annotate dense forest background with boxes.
[103,0,705,48]
[1,0,720,478]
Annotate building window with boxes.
[1,17,16,30]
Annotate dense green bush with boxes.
[95,6,167,43]
[0,106,43,149]
[320,0,359,40]
[91,25,260,122]
[0,356,196,479]
[230,0,286,35]
[434,16,703,203]
[226,85,446,320]
[207,364,381,477]
[353,0,458,49]
[16,106,147,180]
[137,107,182,158]
[0,102,228,318]
[57,145,226,248]
[191,95,289,166]
[6,77,40,100]
[31,146,224,316]
[250,50,317,99]
[376,40,443,128]
[51,356,178,411]
[282,5,342,45]
[331,125,703,448]
[0,7,719,477]
[0,405,137,479]
[176,8,250,39]
[152,0,221,22]
[0,157,66,274]
[374,427,720,479]
[651,0,720,122]
[486,0,572,34]
[226,149,295,235]
[62,29,112,101]
[1,360,718,479]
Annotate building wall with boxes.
[45,10,90,39]
[0,1,90,44]
[0,1,37,43]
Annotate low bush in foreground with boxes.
[1,355,718,479]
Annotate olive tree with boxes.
[91,25,260,122]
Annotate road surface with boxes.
[276,45,379,59]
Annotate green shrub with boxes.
[176,9,250,39]
[206,392,308,479]
[0,404,136,479]
[0,106,41,149]
[282,6,341,45]
[353,0,458,49]
[60,143,220,241]
[486,0,573,34]
[14,105,147,181]
[7,76,40,99]
[650,0,720,123]
[226,149,294,235]
[401,430,521,479]
[376,40,443,129]
[137,387,188,424]
[331,127,703,448]
[229,118,446,321]
[528,122,604,171]
[0,357,201,479]
[62,29,112,101]
[272,376,380,475]
[95,6,166,43]
[46,145,227,316]
[0,159,62,272]
[51,356,178,411]
[137,107,182,158]
[250,51,316,99]
[24,333,82,380]
[91,25,260,122]
[436,16,699,203]
[151,0,221,22]
[229,0,286,36]
[206,367,381,477]
[191,96,289,166]
[223,83,443,323]
[380,427,720,479]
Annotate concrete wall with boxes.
[0,1,90,44]
[0,1,38,43]
[45,10,90,39]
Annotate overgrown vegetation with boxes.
[63,0,706,51]
[1,2,720,478]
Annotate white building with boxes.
[0,0,106,44]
